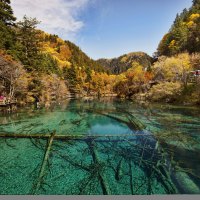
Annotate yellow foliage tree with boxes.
[153,53,192,87]
[189,13,200,21]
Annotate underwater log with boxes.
[31,132,55,194]
[172,171,200,194]
[87,140,111,195]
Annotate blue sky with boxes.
[12,0,193,59]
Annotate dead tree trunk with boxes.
[87,140,111,195]
[31,132,55,194]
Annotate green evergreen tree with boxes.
[0,0,16,25]
[193,0,200,6]
[39,53,61,75]
[0,0,16,50]
[16,16,40,71]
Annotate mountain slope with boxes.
[97,52,153,74]
[39,32,105,72]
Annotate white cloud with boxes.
[11,0,90,40]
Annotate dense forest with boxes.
[97,52,153,74]
[0,0,200,106]
[157,0,200,56]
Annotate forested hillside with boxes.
[157,0,200,56]
[97,52,152,74]
[146,0,200,105]
[39,32,105,73]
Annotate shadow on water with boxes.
[0,98,200,194]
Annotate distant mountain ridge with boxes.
[41,33,153,75]
[97,52,153,74]
[40,33,153,75]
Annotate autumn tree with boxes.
[0,52,28,100]
[114,74,128,98]
[114,62,153,97]
[152,53,192,87]
[186,13,200,52]
[190,53,200,70]
[89,71,116,97]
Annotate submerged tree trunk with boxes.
[30,132,55,194]
[87,140,111,195]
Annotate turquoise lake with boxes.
[0,98,200,195]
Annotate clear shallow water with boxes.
[0,98,200,195]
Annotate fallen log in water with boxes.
[0,133,85,140]
[115,158,123,181]
[172,170,200,194]
[151,163,177,194]
[31,132,55,194]
[121,109,146,130]
[87,109,145,131]
[129,160,134,195]
[87,140,111,195]
[152,134,200,194]
[78,171,98,195]
[0,133,152,140]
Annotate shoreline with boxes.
[1,95,200,114]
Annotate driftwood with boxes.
[31,132,55,194]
